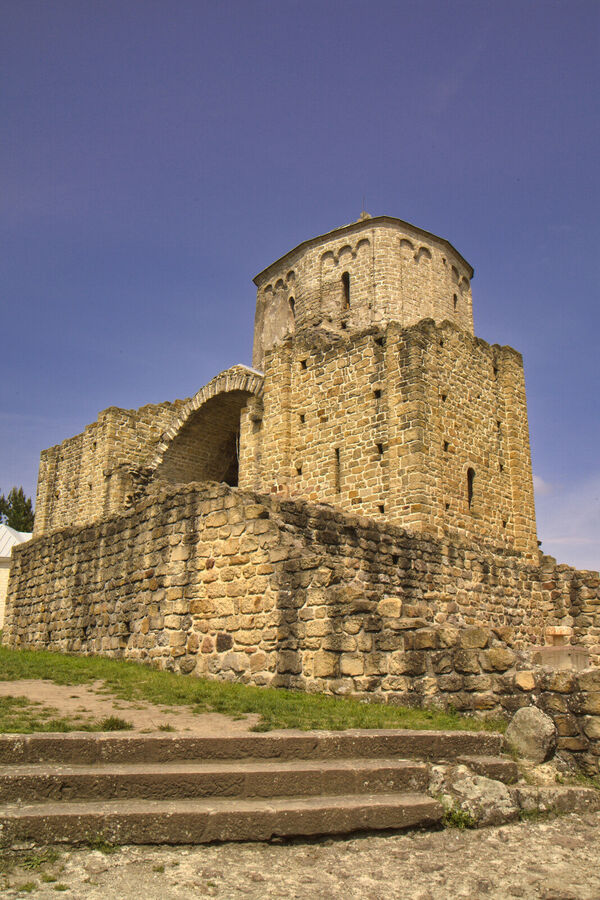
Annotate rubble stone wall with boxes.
[6,484,599,768]
[34,399,185,535]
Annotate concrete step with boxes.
[0,757,429,802]
[456,755,519,784]
[0,792,443,845]
[0,729,503,765]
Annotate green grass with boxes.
[84,837,117,855]
[97,716,133,732]
[20,850,60,872]
[442,804,477,829]
[0,696,134,735]
[0,696,97,734]
[0,645,506,733]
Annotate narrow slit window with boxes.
[289,296,295,318]
[334,447,341,492]
[377,443,384,455]
[341,271,350,309]
[467,468,475,509]
[453,293,458,310]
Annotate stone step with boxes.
[0,757,429,802]
[0,729,503,765]
[0,792,443,845]
[456,755,519,784]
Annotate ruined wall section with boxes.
[5,486,600,770]
[253,217,474,369]
[253,319,536,554]
[34,399,185,535]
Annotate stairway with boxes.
[0,729,514,845]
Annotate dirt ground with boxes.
[0,679,260,734]
[1,682,599,898]
[0,811,598,899]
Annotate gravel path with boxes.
[3,812,599,899]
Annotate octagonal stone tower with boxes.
[252,214,474,369]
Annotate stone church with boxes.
[33,213,536,556]
[5,216,600,770]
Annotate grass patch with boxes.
[0,646,506,733]
[442,804,477,829]
[0,696,98,734]
[518,806,558,823]
[0,696,136,735]
[97,716,133,732]
[84,837,118,855]
[21,849,60,871]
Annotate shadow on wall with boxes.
[156,391,253,487]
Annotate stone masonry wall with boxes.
[251,318,537,555]
[6,484,600,770]
[252,216,474,368]
[34,399,186,536]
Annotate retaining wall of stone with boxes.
[4,483,600,771]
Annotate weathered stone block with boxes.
[578,670,600,692]
[377,597,402,618]
[277,650,302,674]
[582,717,600,740]
[480,647,516,672]
[340,654,364,676]
[505,707,557,762]
[460,626,490,649]
[405,629,438,650]
[453,649,480,674]
[578,693,600,715]
[313,651,337,677]
[514,670,536,691]
[216,632,233,652]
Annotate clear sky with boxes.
[1,0,598,569]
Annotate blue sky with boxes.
[1,0,598,569]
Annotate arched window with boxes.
[467,468,475,509]
[341,272,350,310]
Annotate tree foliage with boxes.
[0,487,34,532]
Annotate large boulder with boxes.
[505,706,557,763]
[429,765,519,827]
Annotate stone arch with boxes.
[148,365,264,487]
